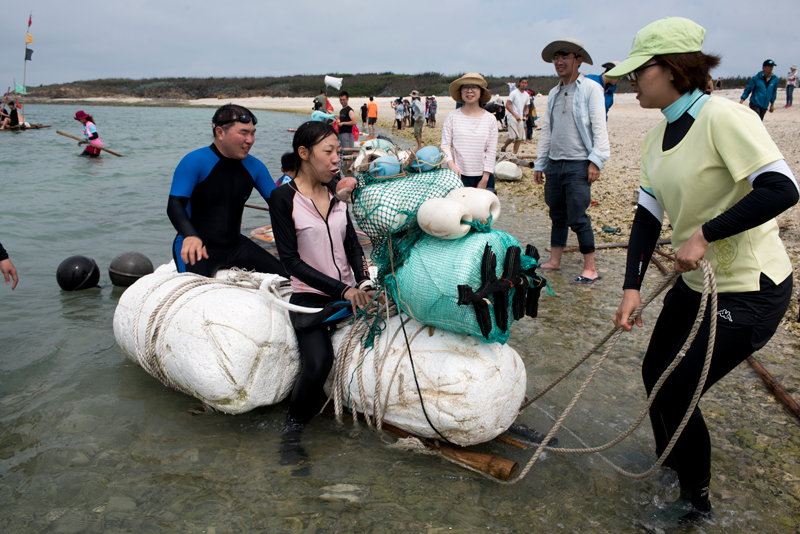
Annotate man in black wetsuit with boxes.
[166,104,287,278]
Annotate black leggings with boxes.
[288,292,338,422]
[173,233,287,278]
[642,274,792,491]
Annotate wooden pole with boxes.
[56,130,124,157]
[244,203,269,212]
[746,356,800,424]
[652,247,676,262]
[548,238,671,253]
[382,421,519,480]
[649,255,670,275]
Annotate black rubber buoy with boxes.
[108,251,154,287]
[56,255,101,291]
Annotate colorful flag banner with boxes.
[28,15,32,27]
[25,49,33,61]
[26,33,34,44]
[15,83,27,95]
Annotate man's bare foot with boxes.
[538,261,561,270]
[579,269,599,279]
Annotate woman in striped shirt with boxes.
[441,73,499,193]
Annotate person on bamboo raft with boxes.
[609,17,798,525]
[74,110,103,157]
[269,121,377,468]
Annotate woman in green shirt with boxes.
[609,17,798,524]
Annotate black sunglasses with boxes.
[214,114,258,128]
[628,61,667,82]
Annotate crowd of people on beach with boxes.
[4,14,800,529]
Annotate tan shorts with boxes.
[507,118,525,140]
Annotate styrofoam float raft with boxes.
[113,265,301,414]
[113,263,527,444]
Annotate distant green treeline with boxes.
[28,72,764,100]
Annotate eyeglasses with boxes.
[552,52,576,63]
[627,61,667,82]
[461,85,480,93]
[214,114,258,128]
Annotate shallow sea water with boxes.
[1,105,798,533]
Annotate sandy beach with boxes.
[69,88,800,331]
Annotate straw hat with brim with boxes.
[541,39,593,65]
[449,73,491,105]
[606,17,705,79]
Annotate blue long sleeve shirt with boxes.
[741,71,779,109]
[586,74,617,120]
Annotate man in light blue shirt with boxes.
[533,38,610,285]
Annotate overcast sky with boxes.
[1,0,796,87]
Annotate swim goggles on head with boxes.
[214,114,258,127]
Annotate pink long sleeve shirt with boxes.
[440,109,498,176]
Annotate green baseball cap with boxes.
[606,17,706,78]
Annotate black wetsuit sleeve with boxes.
[269,187,351,299]
[343,211,370,285]
[167,195,199,238]
[0,241,8,261]
[87,132,99,140]
[702,173,799,242]
[623,206,663,290]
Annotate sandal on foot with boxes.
[571,275,601,285]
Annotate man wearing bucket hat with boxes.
[740,59,779,120]
[533,38,609,284]
[441,73,498,192]
[607,17,798,525]
[586,61,622,120]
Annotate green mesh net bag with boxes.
[352,167,463,240]
[385,229,545,344]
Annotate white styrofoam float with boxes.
[494,160,523,182]
[445,187,501,224]
[328,314,527,446]
[417,198,472,239]
[113,266,300,414]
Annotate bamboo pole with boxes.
[56,130,124,157]
[495,434,527,450]
[505,157,535,168]
[746,356,800,424]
